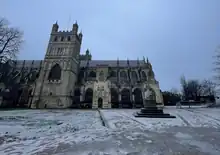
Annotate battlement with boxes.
[51,21,83,43]
[57,30,72,33]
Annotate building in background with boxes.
[0,22,163,109]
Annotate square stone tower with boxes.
[31,22,82,108]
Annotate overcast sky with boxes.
[1,0,220,91]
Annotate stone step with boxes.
[140,109,163,113]
[134,114,176,118]
[136,112,170,116]
[134,113,176,118]
[141,107,158,110]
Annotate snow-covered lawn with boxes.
[0,108,220,155]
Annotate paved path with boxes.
[98,109,220,155]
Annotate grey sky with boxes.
[1,0,220,91]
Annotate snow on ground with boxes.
[99,110,145,130]
[0,110,110,155]
[192,108,220,121]
[116,109,187,131]
[0,108,220,155]
[101,107,220,132]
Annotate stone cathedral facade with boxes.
[1,22,164,109]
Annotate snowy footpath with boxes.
[0,108,220,155]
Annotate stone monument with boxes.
[134,84,176,118]
[143,87,156,107]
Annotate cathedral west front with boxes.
[2,22,163,109]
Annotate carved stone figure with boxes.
[144,88,153,100]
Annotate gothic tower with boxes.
[31,22,83,108]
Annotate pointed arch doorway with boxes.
[98,97,103,108]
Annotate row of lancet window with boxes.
[86,70,147,81]
[47,64,148,81]
[54,36,71,42]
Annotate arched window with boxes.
[141,71,147,81]
[68,36,71,41]
[99,71,104,81]
[120,71,127,80]
[131,71,138,82]
[48,64,61,80]
[61,36,64,41]
[88,71,96,78]
[54,36,57,42]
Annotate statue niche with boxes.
[143,84,156,107]
[144,88,156,101]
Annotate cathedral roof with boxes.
[13,59,146,69]
[80,60,145,67]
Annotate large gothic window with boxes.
[99,71,105,81]
[131,71,138,82]
[48,64,61,80]
[141,71,147,81]
[88,71,96,78]
[120,71,127,80]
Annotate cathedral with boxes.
[0,22,163,109]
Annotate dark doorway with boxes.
[98,98,103,108]
[84,88,93,108]
[110,88,119,108]
[73,88,81,108]
[133,88,143,108]
[121,88,132,108]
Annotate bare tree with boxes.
[180,75,204,108]
[213,46,220,94]
[0,18,23,62]
[180,75,188,100]
[200,79,216,96]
